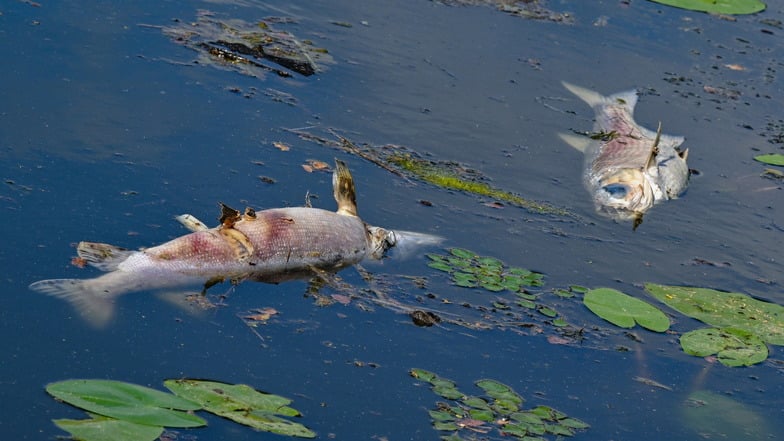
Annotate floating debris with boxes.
[434,0,574,23]
[160,11,333,79]
[285,127,577,218]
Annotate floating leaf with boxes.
[428,261,453,272]
[680,327,768,367]
[46,380,205,428]
[647,0,765,15]
[517,299,537,309]
[53,416,164,441]
[754,153,784,166]
[164,379,315,438]
[538,306,558,318]
[583,288,670,332]
[410,368,437,382]
[462,396,491,410]
[450,248,476,259]
[429,410,455,422]
[645,284,784,345]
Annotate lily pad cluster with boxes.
[578,284,784,367]
[46,379,315,441]
[646,284,784,366]
[410,368,589,440]
[426,248,570,327]
[427,248,545,292]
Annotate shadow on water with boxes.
[1,0,782,439]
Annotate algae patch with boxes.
[388,153,570,216]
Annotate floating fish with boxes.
[560,82,690,228]
[30,160,441,327]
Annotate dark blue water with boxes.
[2,0,782,439]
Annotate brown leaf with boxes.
[243,307,279,322]
[273,141,290,151]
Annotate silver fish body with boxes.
[560,82,689,227]
[30,161,438,326]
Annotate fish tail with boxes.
[333,159,358,216]
[29,278,117,327]
[77,241,135,272]
[562,81,638,110]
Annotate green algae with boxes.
[387,153,571,216]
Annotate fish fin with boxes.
[176,214,209,232]
[333,159,358,217]
[644,122,662,171]
[219,202,241,227]
[562,81,638,111]
[558,132,591,153]
[562,81,605,107]
[77,242,134,272]
[29,279,115,328]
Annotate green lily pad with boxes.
[46,380,205,428]
[754,153,784,166]
[680,327,768,367]
[648,0,765,15]
[53,416,164,441]
[164,379,315,438]
[645,284,784,345]
[583,288,670,332]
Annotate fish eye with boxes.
[602,183,628,198]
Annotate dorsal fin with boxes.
[76,242,135,272]
[333,159,358,216]
[644,122,662,171]
[219,202,242,228]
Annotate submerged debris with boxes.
[434,0,573,23]
[160,10,333,79]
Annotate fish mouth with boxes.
[592,169,656,221]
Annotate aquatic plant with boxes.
[582,287,670,332]
[648,0,765,14]
[388,153,571,216]
[754,153,784,166]
[410,368,589,440]
[46,379,315,441]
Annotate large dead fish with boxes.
[559,82,690,228]
[30,160,440,327]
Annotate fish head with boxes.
[366,226,397,259]
[593,168,657,221]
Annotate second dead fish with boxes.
[560,82,690,228]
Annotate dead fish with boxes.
[560,82,690,228]
[30,160,441,327]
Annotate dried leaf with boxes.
[273,141,290,151]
